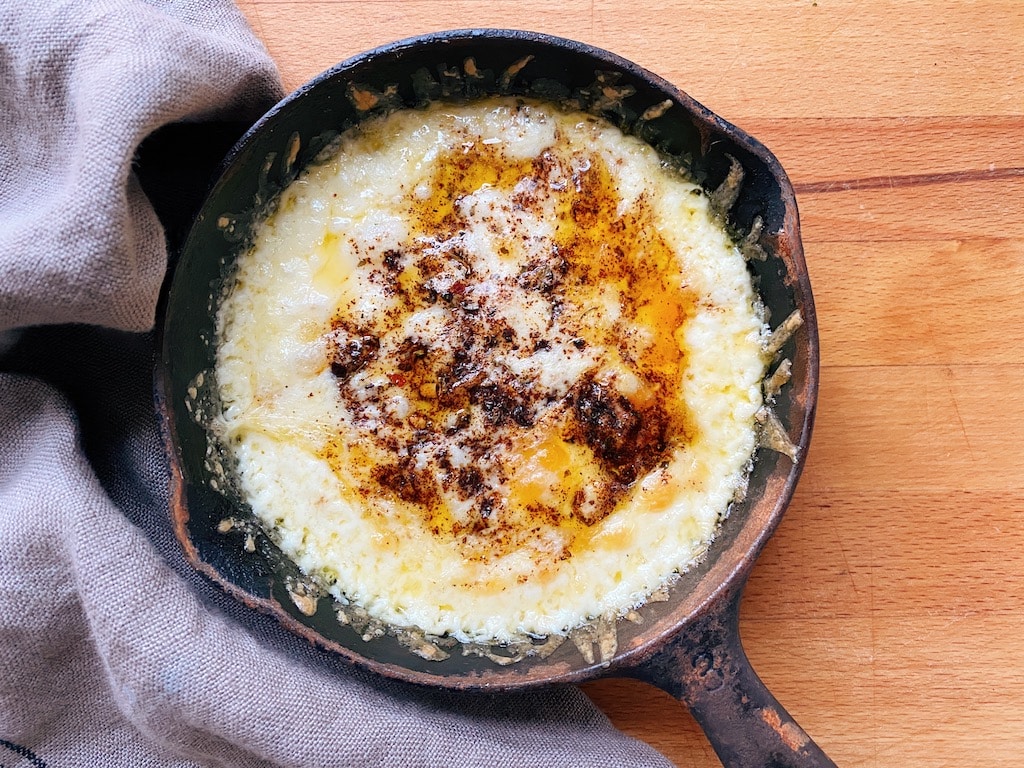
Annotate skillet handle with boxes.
[630,587,836,768]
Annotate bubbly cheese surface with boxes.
[214,98,768,644]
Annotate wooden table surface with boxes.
[235,2,1024,765]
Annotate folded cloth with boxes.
[0,2,673,766]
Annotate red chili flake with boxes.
[451,280,467,295]
[388,373,407,386]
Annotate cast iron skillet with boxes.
[156,30,832,768]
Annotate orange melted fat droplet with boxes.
[319,113,699,568]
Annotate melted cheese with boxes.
[214,98,767,644]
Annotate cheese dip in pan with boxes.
[213,97,768,645]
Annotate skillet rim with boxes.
[155,27,818,690]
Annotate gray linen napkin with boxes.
[0,2,674,765]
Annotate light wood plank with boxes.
[238,0,594,91]
[811,239,1024,367]
[742,615,1024,768]
[742,117,1024,185]
[238,0,1024,118]
[746,489,1024,619]
[806,364,1024,493]
[798,179,1024,242]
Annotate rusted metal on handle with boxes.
[632,586,836,768]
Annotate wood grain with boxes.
[236,1,1024,764]
[239,0,1024,117]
